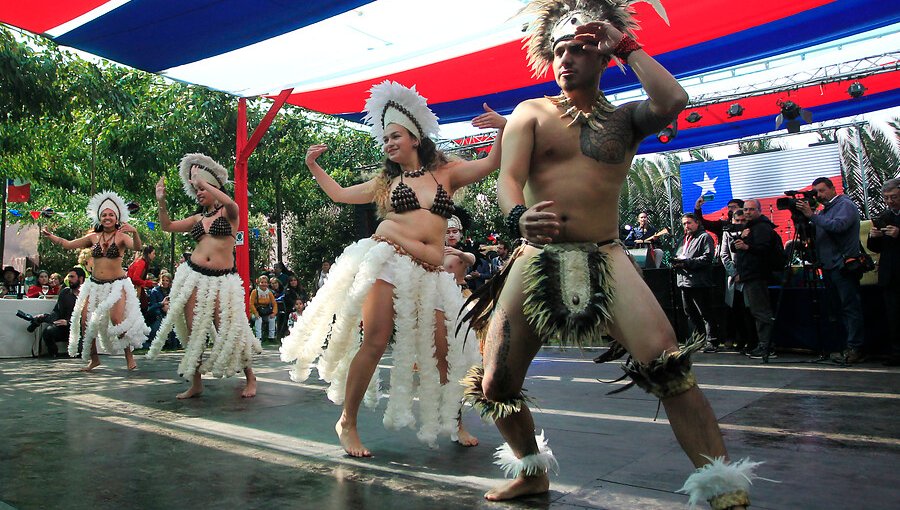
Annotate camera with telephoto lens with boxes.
[775,190,819,214]
[16,310,48,333]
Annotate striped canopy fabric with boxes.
[2,0,899,151]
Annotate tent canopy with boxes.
[3,0,899,148]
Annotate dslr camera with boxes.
[776,190,819,214]
[16,310,49,333]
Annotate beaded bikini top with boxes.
[190,215,234,241]
[91,236,120,259]
[390,169,454,219]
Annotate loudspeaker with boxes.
[643,268,688,340]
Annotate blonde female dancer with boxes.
[147,154,261,399]
[281,81,505,457]
[42,191,148,371]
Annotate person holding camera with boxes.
[694,197,745,241]
[719,209,757,354]
[732,200,780,359]
[796,177,864,364]
[30,268,86,357]
[673,213,720,352]
[867,177,900,366]
[250,275,278,342]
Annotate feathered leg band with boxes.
[678,456,766,509]
[493,431,559,478]
[461,365,532,421]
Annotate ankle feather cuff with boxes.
[678,456,766,509]
[493,431,559,478]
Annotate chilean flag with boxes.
[6,179,31,203]
[680,143,844,245]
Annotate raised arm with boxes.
[41,227,94,250]
[155,177,197,233]
[448,104,507,191]
[574,21,687,138]
[119,223,141,252]
[192,176,239,222]
[305,144,376,204]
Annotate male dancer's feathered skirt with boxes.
[146,260,261,379]
[280,236,476,446]
[68,276,149,359]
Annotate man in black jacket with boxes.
[35,268,84,357]
[733,199,778,359]
[694,196,744,241]
[673,213,720,352]
[868,178,900,366]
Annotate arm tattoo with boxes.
[632,101,674,140]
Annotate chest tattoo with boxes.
[579,119,632,165]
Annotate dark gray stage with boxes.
[2,346,898,509]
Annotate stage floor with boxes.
[2,346,898,509]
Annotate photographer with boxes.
[694,197,744,240]
[720,209,757,354]
[732,200,779,359]
[32,268,85,357]
[796,177,864,364]
[673,213,720,352]
[867,177,900,366]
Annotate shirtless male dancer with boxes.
[463,1,761,508]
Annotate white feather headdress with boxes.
[178,153,229,200]
[362,81,440,143]
[86,190,129,226]
[521,0,669,77]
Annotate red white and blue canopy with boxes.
[3,0,900,151]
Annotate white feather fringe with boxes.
[146,263,261,379]
[67,277,148,359]
[178,153,229,200]
[677,456,765,509]
[279,237,468,447]
[362,80,440,143]
[493,431,559,478]
[86,190,130,226]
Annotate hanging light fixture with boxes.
[657,120,678,143]
[726,103,744,118]
[775,99,813,133]
[685,112,702,123]
[847,81,866,98]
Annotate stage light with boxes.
[685,112,702,123]
[775,99,813,134]
[848,81,866,98]
[726,103,744,118]
[657,120,677,144]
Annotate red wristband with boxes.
[613,34,642,61]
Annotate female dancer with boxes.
[148,153,261,399]
[280,81,505,457]
[42,191,149,371]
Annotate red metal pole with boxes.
[235,98,250,312]
[233,89,293,312]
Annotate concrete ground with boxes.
[1,346,898,510]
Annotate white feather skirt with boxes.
[146,263,262,379]
[67,277,150,359]
[280,237,473,447]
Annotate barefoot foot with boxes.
[335,420,371,457]
[80,359,101,372]
[241,378,257,398]
[455,424,479,447]
[484,475,550,501]
[127,361,138,371]
[176,385,203,399]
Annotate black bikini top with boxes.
[92,238,120,259]
[390,170,454,219]
[190,215,234,242]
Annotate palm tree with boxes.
[838,119,900,217]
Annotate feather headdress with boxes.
[521,0,669,77]
[87,190,129,226]
[362,81,440,143]
[178,153,229,200]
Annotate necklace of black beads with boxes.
[402,167,427,178]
